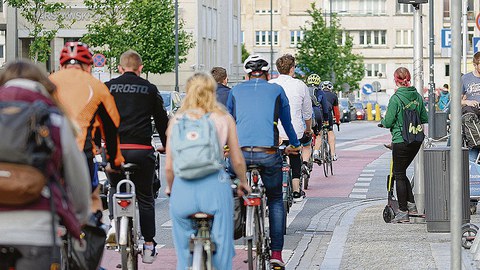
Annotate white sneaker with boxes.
[333,154,338,161]
[105,220,116,245]
[142,244,158,264]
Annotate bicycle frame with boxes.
[112,177,140,270]
[189,213,215,270]
[244,167,271,270]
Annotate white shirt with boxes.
[269,74,312,139]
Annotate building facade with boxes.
[4,0,242,90]
[241,0,479,99]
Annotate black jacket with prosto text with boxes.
[106,72,168,147]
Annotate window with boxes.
[332,0,349,14]
[290,30,304,47]
[396,3,414,14]
[360,0,386,15]
[337,31,349,46]
[0,45,4,58]
[443,0,449,18]
[445,63,450,77]
[365,63,386,78]
[396,30,413,47]
[255,31,279,46]
[359,30,386,46]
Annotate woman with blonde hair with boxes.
[165,72,250,269]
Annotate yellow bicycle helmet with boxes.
[307,74,321,86]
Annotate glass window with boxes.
[396,3,414,14]
[332,0,349,13]
[396,30,413,47]
[255,31,279,46]
[290,30,304,46]
[364,63,386,78]
[360,0,386,15]
[445,63,450,77]
[359,30,386,46]
[443,0,449,18]
[0,45,4,58]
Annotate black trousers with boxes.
[392,141,422,212]
[109,148,156,242]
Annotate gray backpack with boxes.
[170,112,224,179]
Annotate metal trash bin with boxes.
[432,111,448,139]
[424,147,470,232]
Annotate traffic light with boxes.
[397,0,427,4]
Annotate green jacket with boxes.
[381,86,429,143]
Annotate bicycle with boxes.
[280,146,293,236]
[188,212,216,270]
[302,134,315,190]
[244,165,271,270]
[111,163,141,270]
[319,126,334,177]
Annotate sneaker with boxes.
[105,220,116,245]
[391,210,409,223]
[293,191,304,202]
[407,202,418,215]
[270,251,285,267]
[142,243,158,264]
[332,154,338,161]
[301,163,310,177]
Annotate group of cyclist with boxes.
[0,39,341,269]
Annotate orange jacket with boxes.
[50,69,124,167]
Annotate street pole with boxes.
[451,0,463,267]
[270,0,273,74]
[413,3,425,219]
[462,0,467,74]
[174,0,179,92]
[428,0,435,138]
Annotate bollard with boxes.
[375,103,381,121]
[366,103,373,121]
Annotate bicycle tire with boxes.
[303,172,309,190]
[322,140,329,177]
[255,206,265,270]
[120,219,138,270]
[191,241,206,270]
[247,238,256,270]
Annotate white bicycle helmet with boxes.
[243,55,270,74]
[321,81,334,91]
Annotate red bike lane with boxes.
[305,134,391,198]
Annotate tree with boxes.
[123,0,193,75]
[241,43,249,62]
[5,0,71,63]
[82,0,130,71]
[296,3,364,92]
[83,0,193,75]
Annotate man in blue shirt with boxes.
[227,55,300,267]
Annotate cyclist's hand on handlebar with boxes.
[322,121,329,128]
[105,163,121,174]
[236,181,251,197]
[164,185,171,197]
[156,146,166,154]
[285,145,301,155]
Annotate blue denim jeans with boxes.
[239,151,284,251]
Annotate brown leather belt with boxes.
[241,146,278,154]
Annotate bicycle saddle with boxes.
[122,163,139,171]
[189,212,214,220]
[247,164,262,170]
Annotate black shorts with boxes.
[281,140,301,179]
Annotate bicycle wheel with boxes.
[246,206,257,270]
[120,218,138,270]
[255,207,265,270]
[324,143,332,177]
[191,241,206,270]
[322,140,329,177]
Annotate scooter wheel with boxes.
[461,223,477,249]
[383,205,395,223]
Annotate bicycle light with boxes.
[282,167,289,172]
[244,197,261,206]
[117,199,132,208]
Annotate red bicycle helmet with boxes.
[59,42,93,66]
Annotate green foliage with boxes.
[296,3,364,92]
[5,0,71,63]
[83,0,194,75]
[241,43,249,63]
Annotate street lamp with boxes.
[174,0,179,92]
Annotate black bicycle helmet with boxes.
[243,55,270,74]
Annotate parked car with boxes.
[353,102,366,120]
[339,98,357,122]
